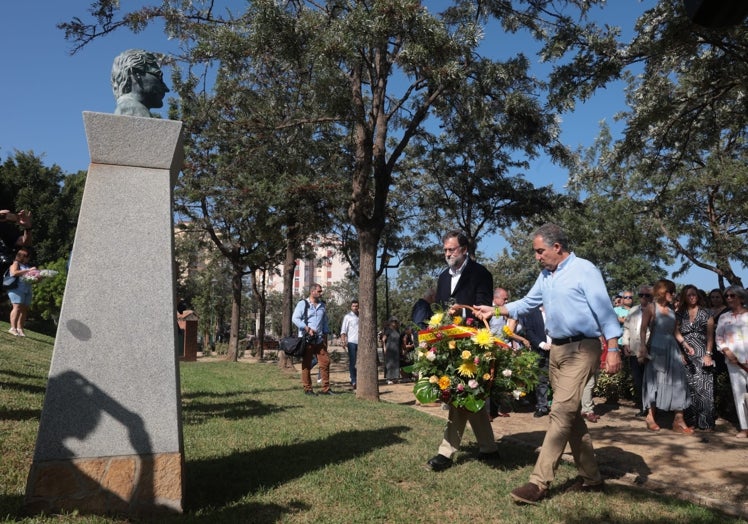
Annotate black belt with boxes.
[550,334,588,345]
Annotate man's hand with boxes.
[606,350,622,374]
[17,210,32,229]
[473,305,495,321]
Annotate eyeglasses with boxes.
[638,293,652,298]
[622,296,634,299]
[444,247,463,254]
[725,293,738,298]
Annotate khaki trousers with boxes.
[530,337,602,489]
[437,405,498,458]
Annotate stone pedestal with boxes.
[24,112,185,516]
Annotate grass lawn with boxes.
[1,323,744,523]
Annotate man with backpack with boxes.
[293,283,334,396]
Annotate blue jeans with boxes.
[347,342,358,385]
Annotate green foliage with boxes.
[30,258,68,322]
[0,152,84,265]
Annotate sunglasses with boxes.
[638,293,652,298]
[725,293,738,298]
[622,296,634,299]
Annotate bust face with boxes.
[131,65,169,109]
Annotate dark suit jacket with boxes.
[519,307,546,353]
[435,258,493,319]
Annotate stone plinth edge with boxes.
[24,453,184,516]
[83,111,184,185]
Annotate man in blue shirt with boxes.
[293,283,334,396]
[476,223,621,504]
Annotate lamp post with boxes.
[381,253,398,322]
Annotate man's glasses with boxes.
[444,247,463,254]
[638,293,652,298]
[622,296,634,299]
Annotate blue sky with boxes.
[0,1,725,290]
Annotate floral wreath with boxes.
[409,304,540,413]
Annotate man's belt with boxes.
[550,334,588,346]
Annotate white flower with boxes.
[426,351,437,362]
[502,369,512,378]
[512,389,522,400]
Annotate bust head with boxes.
[111,49,169,117]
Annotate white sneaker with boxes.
[316,378,322,384]
[8,327,18,336]
[16,330,25,337]
[387,380,394,385]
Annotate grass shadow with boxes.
[183,426,410,511]
[182,398,290,423]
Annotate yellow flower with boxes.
[472,328,494,348]
[461,350,473,360]
[502,325,515,338]
[438,375,451,390]
[483,373,492,381]
[428,313,444,329]
[448,340,457,350]
[453,316,463,325]
[457,361,477,378]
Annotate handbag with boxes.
[280,335,307,357]
[281,299,311,358]
[2,268,18,290]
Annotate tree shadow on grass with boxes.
[182,397,290,423]
[182,426,410,513]
[0,406,41,421]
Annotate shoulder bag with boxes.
[280,300,310,358]
[3,268,18,291]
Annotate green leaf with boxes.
[413,378,438,405]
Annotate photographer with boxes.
[0,209,32,271]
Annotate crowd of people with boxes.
[292,224,747,508]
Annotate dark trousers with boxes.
[628,355,645,408]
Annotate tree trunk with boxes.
[257,270,268,360]
[278,244,297,369]
[356,229,380,401]
[226,267,243,362]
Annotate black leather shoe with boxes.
[478,450,501,462]
[319,390,337,395]
[304,390,317,396]
[635,410,648,417]
[426,454,453,472]
[534,408,549,418]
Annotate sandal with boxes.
[646,418,661,432]
[735,431,748,439]
[672,423,694,435]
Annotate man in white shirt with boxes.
[340,300,360,390]
[622,285,653,416]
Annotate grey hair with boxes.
[724,285,748,308]
[533,223,570,251]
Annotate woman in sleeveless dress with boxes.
[675,285,716,430]
[639,279,694,434]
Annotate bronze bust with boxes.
[111,49,169,117]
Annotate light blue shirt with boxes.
[505,253,621,342]
[292,299,330,344]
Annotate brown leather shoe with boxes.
[567,476,606,493]
[510,482,547,505]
